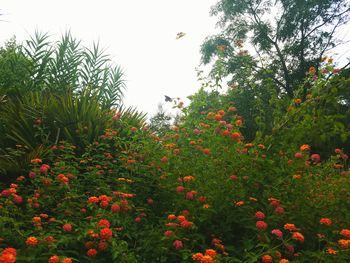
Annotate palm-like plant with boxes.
[0,32,130,177]
[21,31,125,107]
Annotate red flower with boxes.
[48,255,60,263]
[63,223,72,232]
[100,200,109,208]
[88,196,99,204]
[340,229,350,239]
[255,211,265,220]
[98,219,110,228]
[98,241,108,251]
[1,247,16,263]
[100,228,113,240]
[110,203,120,213]
[203,148,211,155]
[320,218,332,226]
[87,248,97,257]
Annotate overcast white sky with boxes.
[1,1,350,118]
[0,0,219,118]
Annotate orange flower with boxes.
[26,236,38,246]
[292,232,304,243]
[284,223,298,231]
[326,247,337,254]
[62,258,72,263]
[31,158,42,164]
[192,253,204,261]
[261,255,273,263]
[183,176,195,182]
[308,66,316,75]
[340,229,350,238]
[235,201,245,207]
[214,114,223,121]
[294,98,302,104]
[300,144,311,151]
[293,174,302,180]
[200,255,214,263]
[217,110,225,116]
[88,196,99,204]
[48,255,60,263]
[205,249,216,257]
[32,217,41,223]
[338,239,350,249]
[177,215,186,222]
[127,159,136,165]
[279,260,289,263]
[320,218,332,226]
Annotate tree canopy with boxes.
[201,0,350,97]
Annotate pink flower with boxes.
[186,192,194,200]
[1,189,11,197]
[274,206,285,215]
[164,230,173,237]
[28,171,36,179]
[294,152,303,159]
[40,164,50,174]
[173,240,183,250]
[176,186,185,193]
[160,156,168,163]
[256,221,268,230]
[311,154,321,162]
[271,229,283,238]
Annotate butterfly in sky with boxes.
[164,95,174,102]
[176,32,186,40]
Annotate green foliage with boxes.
[0,38,31,96]
[149,104,172,136]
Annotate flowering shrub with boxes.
[0,61,349,262]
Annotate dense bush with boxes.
[0,33,349,262]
